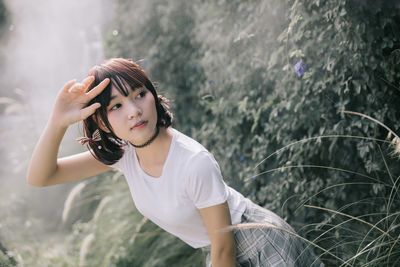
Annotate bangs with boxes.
[88,62,148,108]
[109,75,144,101]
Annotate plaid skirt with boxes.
[202,199,324,267]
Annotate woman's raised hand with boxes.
[51,76,110,128]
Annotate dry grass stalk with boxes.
[129,217,148,245]
[79,233,94,267]
[62,182,86,223]
[92,196,112,222]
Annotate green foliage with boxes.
[189,0,400,264]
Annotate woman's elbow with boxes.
[27,177,44,187]
[211,243,236,267]
[26,173,49,187]
[212,241,236,258]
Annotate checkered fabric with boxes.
[203,199,324,267]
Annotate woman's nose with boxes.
[127,101,142,119]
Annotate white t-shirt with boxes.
[112,128,246,248]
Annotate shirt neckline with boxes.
[133,128,177,180]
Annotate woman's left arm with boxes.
[199,201,236,267]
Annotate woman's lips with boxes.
[132,121,147,130]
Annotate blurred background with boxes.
[0,0,399,266]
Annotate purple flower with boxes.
[294,61,306,77]
[239,155,245,163]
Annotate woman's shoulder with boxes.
[171,129,218,170]
[172,128,210,158]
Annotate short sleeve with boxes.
[185,151,228,209]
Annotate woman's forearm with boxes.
[27,118,68,187]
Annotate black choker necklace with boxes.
[130,126,160,148]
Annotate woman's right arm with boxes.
[27,76,111,187]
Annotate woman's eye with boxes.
[110,103,121,111]
[137,91,146,99]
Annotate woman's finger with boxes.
[62,79,77,93]
[68,83,83,93]
[86,78,110,99]
[81,76,95,89]
[79,102,101,120]
[68,76,95,93]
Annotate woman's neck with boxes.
[134,126,173,165]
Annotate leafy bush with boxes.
[190,0,400,264]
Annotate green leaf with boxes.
[289,49,305,59]
[238,96,248,113]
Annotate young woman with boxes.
[27,58,323,266]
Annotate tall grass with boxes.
[235,111,400,266]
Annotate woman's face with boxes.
[106,85,158,145]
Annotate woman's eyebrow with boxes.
[109,94,119,101]
[109,86,141,101]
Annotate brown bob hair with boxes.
[83,58,173,165]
